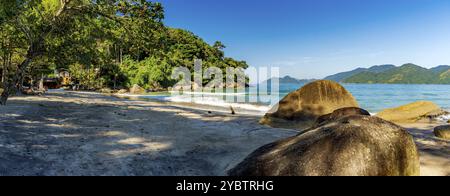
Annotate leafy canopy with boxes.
[1,0,248,92]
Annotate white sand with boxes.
[0,91,448,176]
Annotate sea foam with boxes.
[436,111,450,122]
[163,95,272,114]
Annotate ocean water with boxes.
[279,83,450,113]
[342,84,450,113]
[132,83,450,119]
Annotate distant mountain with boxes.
[263,76,315,84]
[367,64,398,73]
[430,65,450,73]
[343,64,450,84]
[324,64,395,82]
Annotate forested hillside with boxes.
[344,64,450,84]
[0,0,248,104]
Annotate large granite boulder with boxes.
[311,107,371,129]
[376,101,447,123]
[260,80,359,130]
[129,84,145,94]
[434,125,450,140]
[230,115,420,176]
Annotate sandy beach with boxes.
[0,91,448,176]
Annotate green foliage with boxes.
[117,27,248,90]
[1,0,249,94]
[120,56,173,89]
[69,63,102,89]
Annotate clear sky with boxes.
[155,0,450,79]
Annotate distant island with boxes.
[262,76,316,84]
[324,64,450,84]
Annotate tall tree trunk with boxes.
[1,31,5,85]
[0,57,32,105]
[0,77,14,105]
[1,68,5,85]
[0,51,9,105]
[1,53,6,84]
[39,73,44,91]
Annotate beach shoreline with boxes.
[0,91,296,176]
[0,91,448,176]
[108,84,450,123]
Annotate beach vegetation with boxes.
[0,0,248,105]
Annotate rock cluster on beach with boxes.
[99,88,113,94]
[231,80,434,176]
[230,115,420,176]
[117,89,128,94]
[434,125,450,140]
[260,80,359,130]
[376,101,448,123]
[130,84,146,94]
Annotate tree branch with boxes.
[55,0,72,19]
[15,18,33,44]
[66,5,126,26]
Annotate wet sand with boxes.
[0,91,448,176]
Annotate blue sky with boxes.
[155,0,450,79]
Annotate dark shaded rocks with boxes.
[148,82,165,92]
[230,115,420,176]
[434,125,450,140]
[260,80,359,130]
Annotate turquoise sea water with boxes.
[276,83,450,113]
[133,83,450,114]
[342,84,450,113]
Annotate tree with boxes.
[0,0,77,104]
[0,0,165,104]
[0,0,249,105]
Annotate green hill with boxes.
[430,65,450,73]
[343,64,450,84]
[324,65,395,82]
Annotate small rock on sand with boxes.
[434,125,450,140]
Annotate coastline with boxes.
[112,92,272,116]
[112,91,450,123]
[0,91,448,176]
[0,91,296,176]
